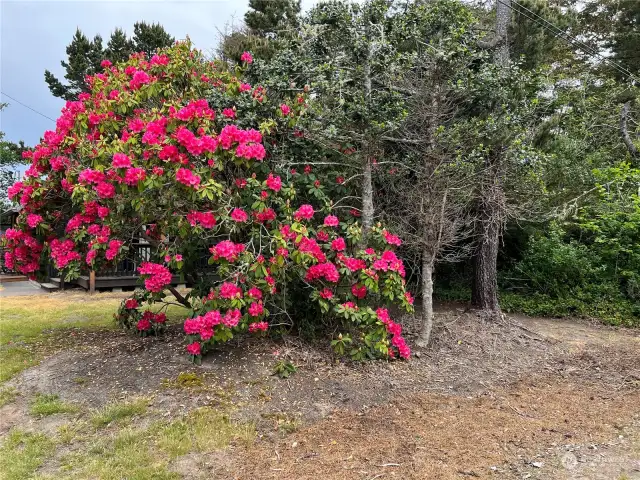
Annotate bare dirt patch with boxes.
[2,304,639,479]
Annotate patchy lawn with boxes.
[0,292,638,479]
[0,292,187,384]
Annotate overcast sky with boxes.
[0,0,320,146]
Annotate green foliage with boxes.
[90,398,149,428]
[44,22,174,100]
[0,104,27,209]
[30,393,80,416]
[272,360,297,379]
[0,430,56,480]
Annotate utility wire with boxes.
[498,0,640,84]
[0,91,56,123]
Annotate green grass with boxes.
[0,387,19,407]
[154,407,255,457]
[0,294,188,384]
[30,394,79,417]
[56,407,254,479]
[90,398,149,428]
[0,429,56,480]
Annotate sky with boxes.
[0,0,319,147]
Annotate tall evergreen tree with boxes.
[105,28,134,64]
[44,23,174,100]
[44,29,104,101]
[220,0,301,63]
[131,21,175,57]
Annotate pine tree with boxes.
[131,21,175,57]
[105,28,134,64]
[245,0,301,36]
[220,0,301,63]
[44,29,104,100]
[45,23,174,100]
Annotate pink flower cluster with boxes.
[137,262,172,292]
[376,308,410,359]
[210,240,245,262]
[26,214,43,228]
[187,211,217,228]
[137,310,167,331]
[249,321,268,333]
[50,238,81,269]
[298,237,326,263]
[294,204,314,221]
[112,153,132,168]
[175,168,201,188]
[230,208,248,222]
[324,215,339,227]
[105,239,123,260]
[175,99,215,122]
[383,230,402,246]
[305,262,340,283]
[372,250,406,278]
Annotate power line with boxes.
[0,91,56,123]
[497,0,640,84]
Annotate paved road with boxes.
[0,281,49,297]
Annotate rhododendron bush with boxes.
[2,42,414,362]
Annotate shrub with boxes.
[2,42,414,362]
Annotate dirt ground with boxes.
[2,299,639,479]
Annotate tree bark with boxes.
[417,254,434,348]
[494,0,511,66]
[360,31,375,244]
[620,101,639,160]
[472,0,510,315]
[472,214,500,313]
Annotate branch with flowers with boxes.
[2,42,414,362]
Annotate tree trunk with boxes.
[360,32,374,244]
[620,101,639,160]
[472,0,510,315]
[361,155,374,243]
[472,214,500,313]
[494,0,511,66]
[417,254,434,348]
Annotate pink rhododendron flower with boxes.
[95,182,116,199]
[223,308,241,327]
[137,262,172,292]
[176,168,201,188]
[105,239,123,260]
[112,153,132,168]
[316,230,329,242]
[383,230,402,246]
[331,237,346,252]
[222,108,236,119]
[186,342,201,356]
[240,51,253,64]
[265,173,282,192]
[26,214,43,228]
[248,302,264,317]
[305,262,340,283]
[124,167,146,185]
[319,288,333,299]
[405,292,414,305]
[280,104,291,116]
[210,240,244,262]
[124,298,139,310]
[351,284,367,299]
[100,59,112,68]
[137,318,151,331]
[230,208,248,222]
[247,287,263,300]
[249,321,268,333]
[97,206,110,219]
[324,215,339,227]
[294,204,314,221]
